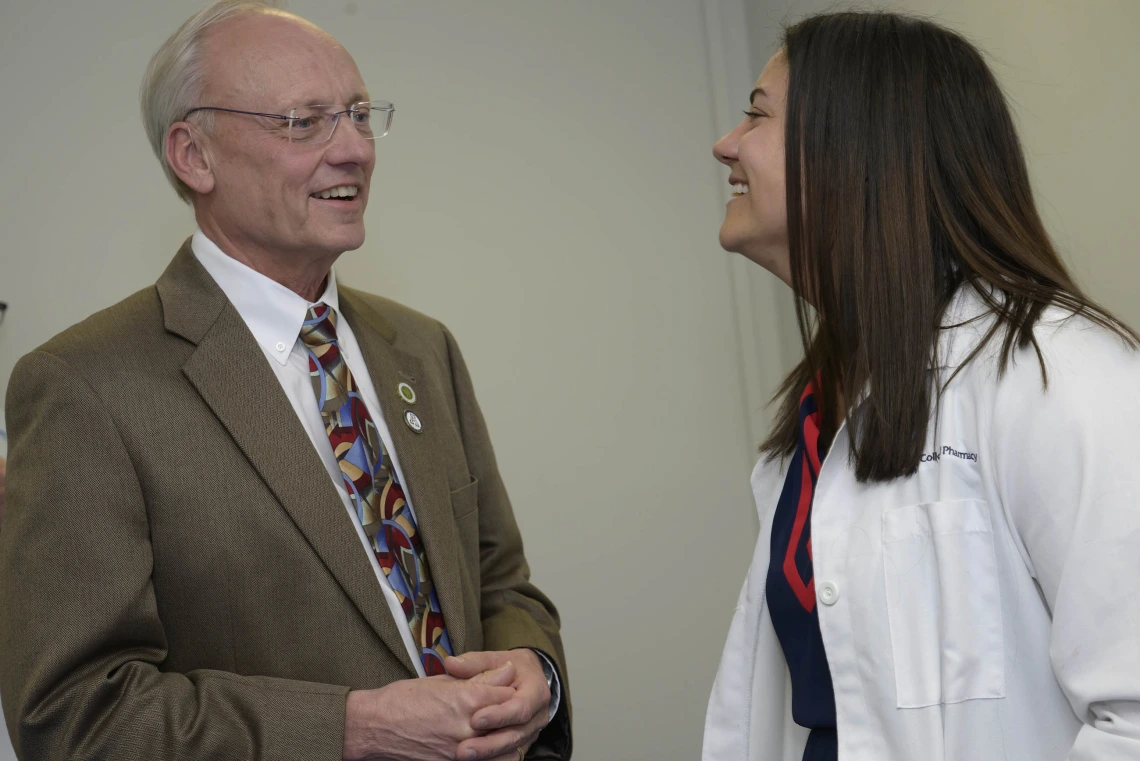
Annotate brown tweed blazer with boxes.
[0,242,570,761]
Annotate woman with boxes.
[703,11,1140,761]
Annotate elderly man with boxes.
[0,2,570,760]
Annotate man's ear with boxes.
[165,122,215,196]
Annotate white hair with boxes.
[140,0,287,203]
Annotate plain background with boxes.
[0,1,1137,759]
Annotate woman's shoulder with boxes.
[951,299,1140,439]
[1006,306,1137,390]
[942,287,1139,393]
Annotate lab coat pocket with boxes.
[882,499,1005,708]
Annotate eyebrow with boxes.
[297,93,371,107]
[749,87,767,104]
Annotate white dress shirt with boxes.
[191,231,559,713]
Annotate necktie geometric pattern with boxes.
[299,303,452,675]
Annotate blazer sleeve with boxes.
[0,350,350,761]
[441,326,573,760]
[991,327,1140,758]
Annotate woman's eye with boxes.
[743,110,765,120]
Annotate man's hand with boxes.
[342,662,517,761]
[445,650,552,761]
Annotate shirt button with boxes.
[818,581,839,606]
[276,341,287,352]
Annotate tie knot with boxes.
[300,302,339,348]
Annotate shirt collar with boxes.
[190,228,341,366]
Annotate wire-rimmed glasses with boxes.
[182,100,394,143]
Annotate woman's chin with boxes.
[726,237,793,286]
[718,224,747,254]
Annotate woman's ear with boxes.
[165,121,215,196]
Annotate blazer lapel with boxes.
[157,243,418,676]
[340,290,469,655]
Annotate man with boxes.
[0,2,571,760]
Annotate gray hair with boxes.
[140,0,287,203]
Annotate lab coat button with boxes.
[818,581,839,606]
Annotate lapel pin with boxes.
[404,409,424,434]
[397,382,417,405]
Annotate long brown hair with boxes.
[762,11,1137,482]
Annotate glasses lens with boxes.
[290,102,394,143]
[289,107,331,143]
[367,102,394,139]
[349,105,375,139]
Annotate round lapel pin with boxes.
[397,382,417,405]
[404,409,423,434]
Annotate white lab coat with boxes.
[704,287,1140,761]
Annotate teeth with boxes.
[732,183,749,195]
[313,185,359,199]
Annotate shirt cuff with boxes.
[530,649,562,721]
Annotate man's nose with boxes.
[325,114,376,164]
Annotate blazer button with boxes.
[818,581,839,606]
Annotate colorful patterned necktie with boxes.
[299,303,453,675]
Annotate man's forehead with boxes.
[202,14,366,107]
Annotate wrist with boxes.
[509,647,542,672]
[342,688,383,761]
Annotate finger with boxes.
[455,726,528,760]
[493,729,540,760]
[456,712,545,761]
[467,662,517,688]
[470,694,533,732]
[481,749,532,761]
[446,650,506,679]
[467,683,518,714]
[470,673,548,731]
[474,752,524,761]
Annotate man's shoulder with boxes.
[340,286,450,349]
[26,285,170,371]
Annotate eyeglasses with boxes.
[182,100,394,144]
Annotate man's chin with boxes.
[315,225,367,255]
[338,234,366,253]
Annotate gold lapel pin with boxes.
[397,382,417,405]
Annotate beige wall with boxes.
[902,0,1140,328]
